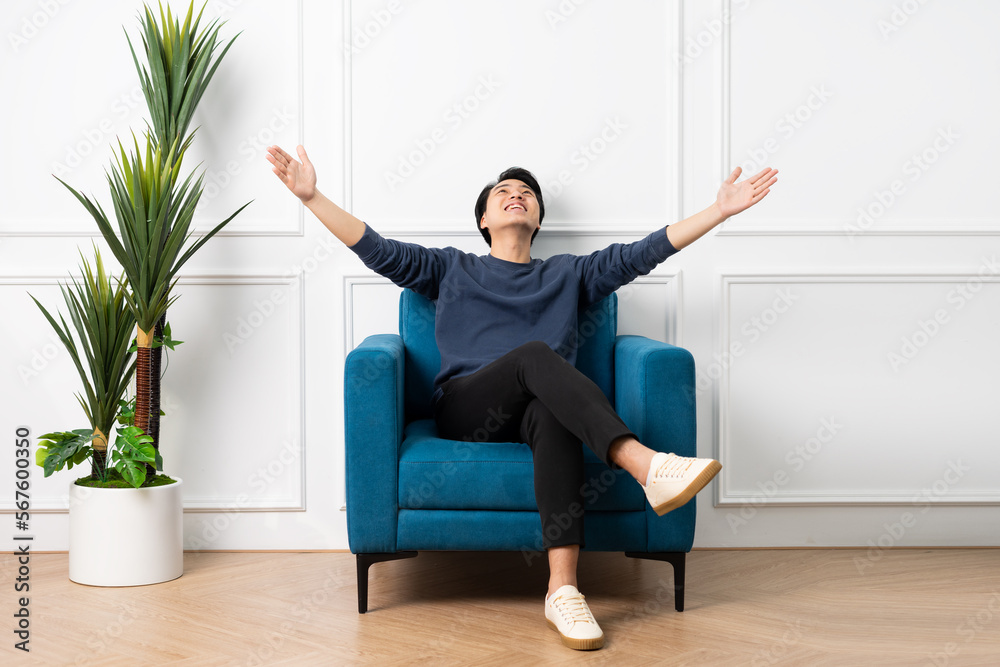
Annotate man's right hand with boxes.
[266,144,317,204]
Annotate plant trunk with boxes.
[134,326,155,464]
[90,427,108,480]
[147,315,165,478]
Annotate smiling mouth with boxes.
[505,203,526,212]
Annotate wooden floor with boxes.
[4,548,999,665]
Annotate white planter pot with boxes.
[68,476,183,587]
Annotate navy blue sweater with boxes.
[349,224,679,398]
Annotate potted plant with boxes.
[33,250,184,586]
[33,0,247,586]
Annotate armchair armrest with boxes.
[615,335,698,553]
[344,334,406,553]
[614,335,696,458]
[615,336,697,552]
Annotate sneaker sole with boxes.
[651,460,722,516]
[546,619,604,650]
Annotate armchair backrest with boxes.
[399,289,618,420]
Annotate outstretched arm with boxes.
[666,166,777,250]
[266,144,366,247]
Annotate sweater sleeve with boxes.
[573,226,679,306]
[348,223,448,300]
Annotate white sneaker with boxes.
[544,585,604,650]
[643,452,722,516]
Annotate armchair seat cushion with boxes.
[398,419,646,512]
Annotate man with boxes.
[266,144,777,650]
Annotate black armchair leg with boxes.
[356,552,418,613]
[624,551,686,611]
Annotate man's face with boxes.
[480,179,540,239]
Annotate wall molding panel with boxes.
[715,271,1000,507]
[1,0,306,238]
[347,0,683,236]
[617,272,684,348]
[714,0,1000,237]
[0,272,308,515]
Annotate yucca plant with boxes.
[128,0,239,160]
[31,250,137,480]
[55,0,248,471]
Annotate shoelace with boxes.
[654,454,694,480]
[552,593,597,626]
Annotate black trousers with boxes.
[433,341,635,550]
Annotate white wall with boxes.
[2,0,997,551]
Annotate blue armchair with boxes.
[345,289,698,613]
